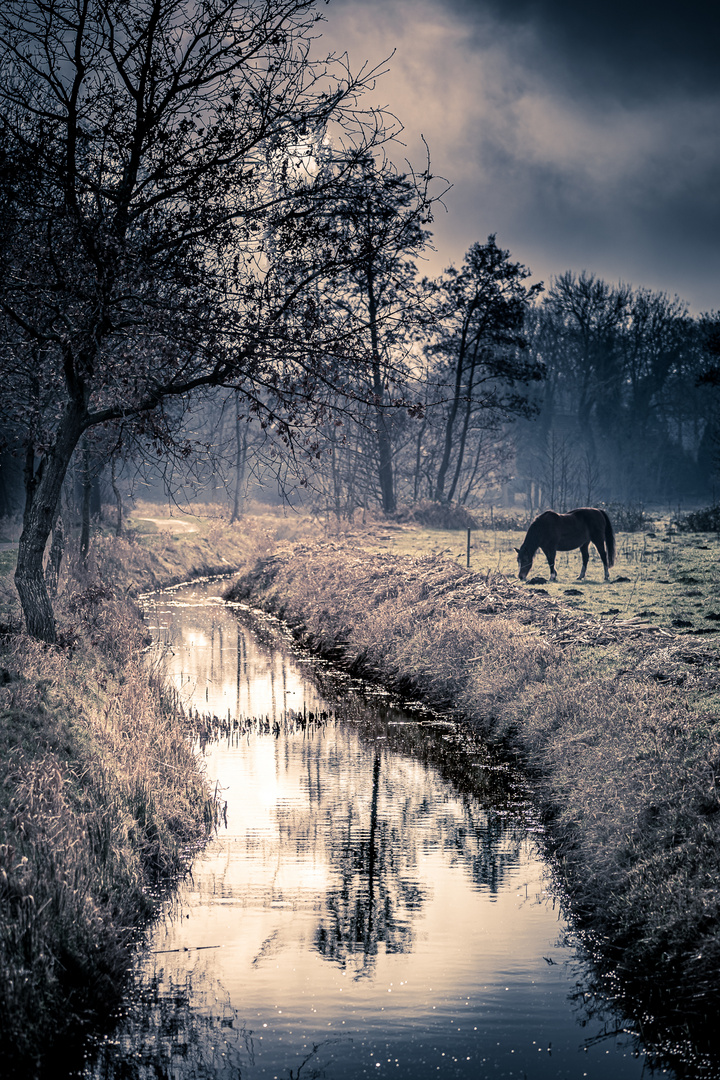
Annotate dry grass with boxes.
[0,510,262,1074]
[0,500,323,629]
[3,500,719,1063]
[0,503,320,1071]
[227,539,720,1045]
[0,595,218,1072]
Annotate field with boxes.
[2,502,718,637]
[2,500,720,1071]
[310,513,720,636]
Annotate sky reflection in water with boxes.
[88,582,648,1080]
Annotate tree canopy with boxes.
[0,0,434,640]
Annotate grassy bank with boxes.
[0,597,217,1074]
[0,505,292,1075]
[227,539,720,1055]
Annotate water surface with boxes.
[87,581,650,1079]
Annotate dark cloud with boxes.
[460,147,720,307]
[321,0,720,312]
[439,0,720,101]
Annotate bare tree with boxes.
[323,154,440,515]
[519,274,700,503]
[0,0,407,640]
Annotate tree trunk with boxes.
[434,311,474,502]
[329,424,342,521]
[367,271,396,515]
[80,439,92,566]
[373,373,396,515]
[446,347,480,503]
[434,391,461,502]
[412,416,428,504]
[230,408,248,524]
[45,514,65,598]
[111,458,123,536]
[15,403,86,642]
[460,433,487,505]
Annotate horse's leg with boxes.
[577,543,589,580]
[543,546,557,581]
[594,539,610,580]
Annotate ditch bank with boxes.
[227,540,720,1061]
[0,519,268,1077]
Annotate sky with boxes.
[317,0,720,314]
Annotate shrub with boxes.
[399,500,479,530]
[598,501,651,532]
[467,508,527,531]
[674,504,720,532]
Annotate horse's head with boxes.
[515,545,533,581]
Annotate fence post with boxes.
[466,527,471,569]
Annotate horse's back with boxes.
[570,507,607,530]
[527,507,608,544]
[565,507,612,547]
[540,508,606,550]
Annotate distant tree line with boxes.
[515,274,720,510]
[293,256,720,520]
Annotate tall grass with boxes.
[0,505,323,1071]
[0,574,219,1073]
[227,541,720,1055]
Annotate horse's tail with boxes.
[601,510,615,568]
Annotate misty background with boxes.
[2,0,719,528]
[320,0,720,312]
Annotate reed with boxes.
[0,501,306,1071]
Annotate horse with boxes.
[515,507,615,582]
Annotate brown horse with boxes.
[516,507,615,582]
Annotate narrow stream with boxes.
[86,581,653,1080]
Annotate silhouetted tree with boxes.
[518,274,702,505]
[323,155,438,515]
[428,237,543,503]
[0,0,411,640]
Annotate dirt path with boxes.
[136,517,199,534]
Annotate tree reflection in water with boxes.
[88,967,344,1080]
[314,751,415,974]
[289,665,531,981]
[310,735,525,977]
[83,587,654,1080]
[87,703,530,1077]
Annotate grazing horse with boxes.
[516,507,615,582]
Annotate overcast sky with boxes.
[319,0,720,314]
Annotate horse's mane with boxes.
[519,518,542,555]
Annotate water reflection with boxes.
[86,582,651,1080]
